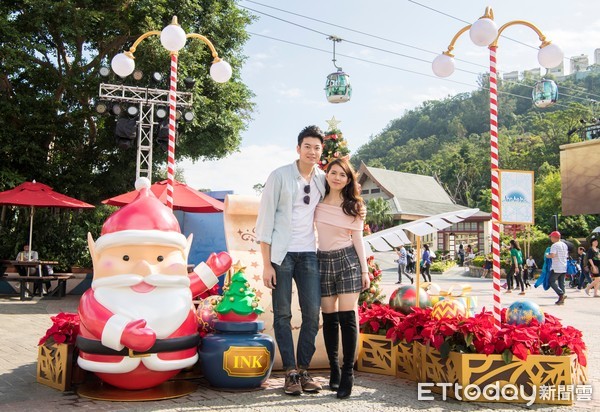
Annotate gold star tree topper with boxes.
[326,116,341,130]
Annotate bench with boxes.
[0,274,73,301]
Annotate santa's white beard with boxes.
[93,274,192,339]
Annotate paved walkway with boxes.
[1,252,598,411]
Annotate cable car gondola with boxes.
[325,36,352,104]
[532,78,558,108]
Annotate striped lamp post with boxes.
[432,7,563,328]
[110,16,233,209]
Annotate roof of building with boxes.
[358,163,491,219]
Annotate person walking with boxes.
[315,158,369,399]
[576,246,591,291]
[545,231,568,305]
[524,255,538,287]
[256,125,326,395]
[457,243,465,267]
[509,239,525,295]
[584,235,600,297]
[421,244,432,282]
[406,248,415,273]
[395,245,413,284]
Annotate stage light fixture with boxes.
[183,77,196,89]
[133,69,144,81]
[155,106,168,120]
[110,103,123,116]
[183,111,195,122]
[95,101,108,114]
[126,105,139,117]
[99,66,111,77]
[115,117,137,149]
[151,72,163,84]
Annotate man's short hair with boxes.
[297,125,324,146]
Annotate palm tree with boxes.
[365,197,393,232]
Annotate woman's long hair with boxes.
[510,239,521,250]
[325,158,363,217]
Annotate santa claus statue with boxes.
[77,178,231,390]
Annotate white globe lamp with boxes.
[160,21,187,52]
[432,54,455,78]
[210,60,233,83]
[469,18,498,47]
[111,53,135,77]
[538,43,564,69]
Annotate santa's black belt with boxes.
[76,334,200,357]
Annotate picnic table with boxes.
[0,259,70,300]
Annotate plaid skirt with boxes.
[317,246,362,297]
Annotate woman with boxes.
[314,158,369,399]
[421,244,432,282]
[508,239,525,295]
[395,246,413,284]
[585,235,600,297]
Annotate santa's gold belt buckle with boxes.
[128,348,151,358]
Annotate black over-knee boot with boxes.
[322,312,341,390]
[337,310,357,399]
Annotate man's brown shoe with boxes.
[284,370,302,395]
[299,369,322,392]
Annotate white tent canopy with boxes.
[363,208,480,251]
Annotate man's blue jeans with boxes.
[549,270,566,297]
[272,252,321,370]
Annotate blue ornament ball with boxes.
[389,285,431,315]
[506,300,545,325]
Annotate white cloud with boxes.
[179,145,298,195]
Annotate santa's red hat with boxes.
[95,178,187,253]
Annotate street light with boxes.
[110,16,232,209]
[432,7,563,328]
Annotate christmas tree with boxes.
[359,255,386,305]
[319,116,350,170]
[215,262,264,321]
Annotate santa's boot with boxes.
[322,312,341,390]
[337,310,357,399]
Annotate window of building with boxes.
[371,188,381,194]
[361,189,369,195]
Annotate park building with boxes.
[357,163,492,255]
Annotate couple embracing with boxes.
[256,125,369,399]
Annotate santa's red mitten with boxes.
[121,319,156,352]
[206,252,232,277]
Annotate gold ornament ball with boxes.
[229,297,235,302]
[245,282,250,287]
[239,287,245,293]
[369,287,376,294]
[252,302,258,308]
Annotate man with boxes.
[15,244,39,275]
[545,231,568,305]
[77,178,231,390]
[15,244,40,298]
[576,246,591,290]
[396,245,412,284]
[256,125,326,395]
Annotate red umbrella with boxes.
[102,179,224,213]
[0,180,94,255]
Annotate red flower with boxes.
[360,303,587,366]
[39,312,80,346]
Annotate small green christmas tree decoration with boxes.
[319,116,350,170]
[215,262,264,321]
[359,255,386,305]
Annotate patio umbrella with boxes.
[0,180,94,256]
[102,179,225,213]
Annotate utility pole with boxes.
[98,83,193,181]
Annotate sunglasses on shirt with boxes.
[303,184,310,205]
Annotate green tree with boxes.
[365,197,393,232]
[0,0,255,266]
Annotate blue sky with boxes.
[181,0,600,195]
